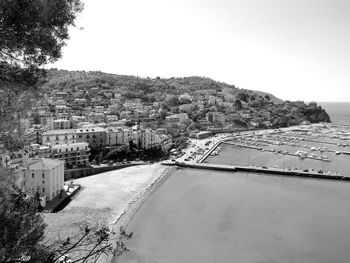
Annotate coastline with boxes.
[43,164,171,262]
[110,165,176,262]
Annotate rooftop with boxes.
[43,129,76,135]
[27,158,64,170]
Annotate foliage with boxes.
[0,168,132,262]
[0,0,83,85]
[0,168,46,261]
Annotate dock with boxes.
[221,141,332,162]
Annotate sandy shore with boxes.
[43,163,172,259]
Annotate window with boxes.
[66,148,68,152]
[77,147,79,151]
[42,180,45,184]
[79,135,82,138]
[65,135,68,139]
[32,173,34,178]
[56,136,59,140]
[59,149,61,153]
[42,173,45,178]
[43,187,45,192]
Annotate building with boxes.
[55,105,72,116]
[42,129,77,145]
[123,99,143,109]
[206,112,226,124]
[22,158,64,201]
[106,127,133,147]
[105,115,119,123]
[87,112,105,124]
[54,92,69,99]
[25,125,43,145]
[53,119,76,130]
[75,127,106,149]
[138,129,158,149]
[41,115,55,130]
[51,142,90,167]
[165,113,189,127]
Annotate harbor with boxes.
[165,123,350,180]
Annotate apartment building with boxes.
[42,129,77,145]
[75,127,106,149]
[51,142,90,166]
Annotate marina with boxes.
[166,123,350,180]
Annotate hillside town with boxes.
[0,70,331,209]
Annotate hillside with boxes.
[38,69,331,128]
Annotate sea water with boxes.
[120,169,350,263]
[319,102,350,124]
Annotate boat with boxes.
[335,151,341,155]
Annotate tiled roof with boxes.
[27,158,64,170]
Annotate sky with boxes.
[52,0,350,102]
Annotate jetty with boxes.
[162,162,350,181]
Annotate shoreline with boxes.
[109,165,176,262]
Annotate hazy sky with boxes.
[52,0,350,102]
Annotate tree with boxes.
[0,167,132,262]
[0,0,83,85]
[0,168,46,261]
[0,0,84,135]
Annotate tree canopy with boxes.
[0,0,83,85]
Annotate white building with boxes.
[22,158,64,201]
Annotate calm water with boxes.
[120,169,350,263]
[319,102,350,124]
[206,142,350,174]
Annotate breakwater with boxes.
[162,162,350,181]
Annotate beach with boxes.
[43,163,171,247]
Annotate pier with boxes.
[162,162,350,181]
